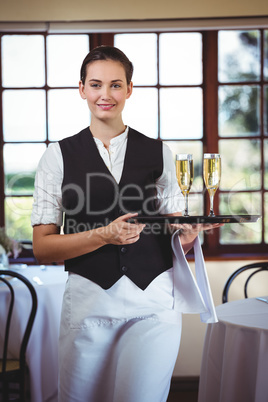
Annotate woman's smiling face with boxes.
[79,59,133,123]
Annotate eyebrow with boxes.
[88,79,124,83]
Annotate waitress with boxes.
[32,45,222,402]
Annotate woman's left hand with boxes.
[170,222,224,235]
[166,213,224,254]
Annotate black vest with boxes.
[59,127,173,290]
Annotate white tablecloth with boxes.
[0,265,68,402]
[198,298,268,402]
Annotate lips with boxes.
[97,104,115,111]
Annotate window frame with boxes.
[0,28,267,261]
[213,29,267,258]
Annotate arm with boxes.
[33,213,145,264]
[31,144,145,264]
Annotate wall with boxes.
[0,0,267,22]
[173,259,268,376]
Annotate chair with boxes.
[222,262,268,303]
[0,270,38,401]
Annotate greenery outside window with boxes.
[0,28,267,259]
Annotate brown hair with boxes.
[80,45,134,85]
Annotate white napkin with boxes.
[171,231,218,323]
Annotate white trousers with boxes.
[58,270,182,402]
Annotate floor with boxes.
[0,375,199,402]
[167,389,198,402]
[0,387,199,402]
[167,377,199,402]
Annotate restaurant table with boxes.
[198,298,268,402]
[0,265,68,402]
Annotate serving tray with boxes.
[129,215,261,224]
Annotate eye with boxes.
[90,83,101,88]
[112,84,121,88]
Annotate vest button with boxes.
[121,266,128,273]
[121,247,127,254]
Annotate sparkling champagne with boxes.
[176,159,194,195]
[203,154,221,216]
[176,154,193,216]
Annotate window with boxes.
[0,28,267,258]
[217,30,267,254]
[1,33,90,241]
[115,32,204,218]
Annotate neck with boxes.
[90,119,126,148]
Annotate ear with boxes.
[79,81,86,100]
[126,81,133,99]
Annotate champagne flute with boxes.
[203,153,221,217]
[176,154,194,216]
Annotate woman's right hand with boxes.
[33,213,145,264]
[98,213,145,245]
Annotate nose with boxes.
[101,85,111,100]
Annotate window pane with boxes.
[3,90,46,141]
[48,89,90,141]
[218,30,260,83]
[218,85,260,137]
[265,85,268,136]
[159,33,202,85]
[160,88,202,139]
[164,140,204,216]
[123,88,157,139]
[5,197,33,241]
[165,140,203,191]
[265,192,268,243]
[1,35,45,87]
[264,30,268,81]
[219,139,261,191]
[188,193,203,216]
[220,191,261,216]
[47,35,89,87]
[114,34,157,85]
[219,192,261,244]
[265,140,268,190]
[4,144,46,195]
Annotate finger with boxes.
[116,212,138,223]
[114,226,144,244]
[123,233,142,244]
[180,224,194,231]
[112,220,144,237]
[202,223,225,233]
[124,222,145,235]
[169,224,184,229]
[205,223,224,229]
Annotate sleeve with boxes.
[31,142,64,227]
[155,142,184,214]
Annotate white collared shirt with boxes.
[31,126,184,226]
